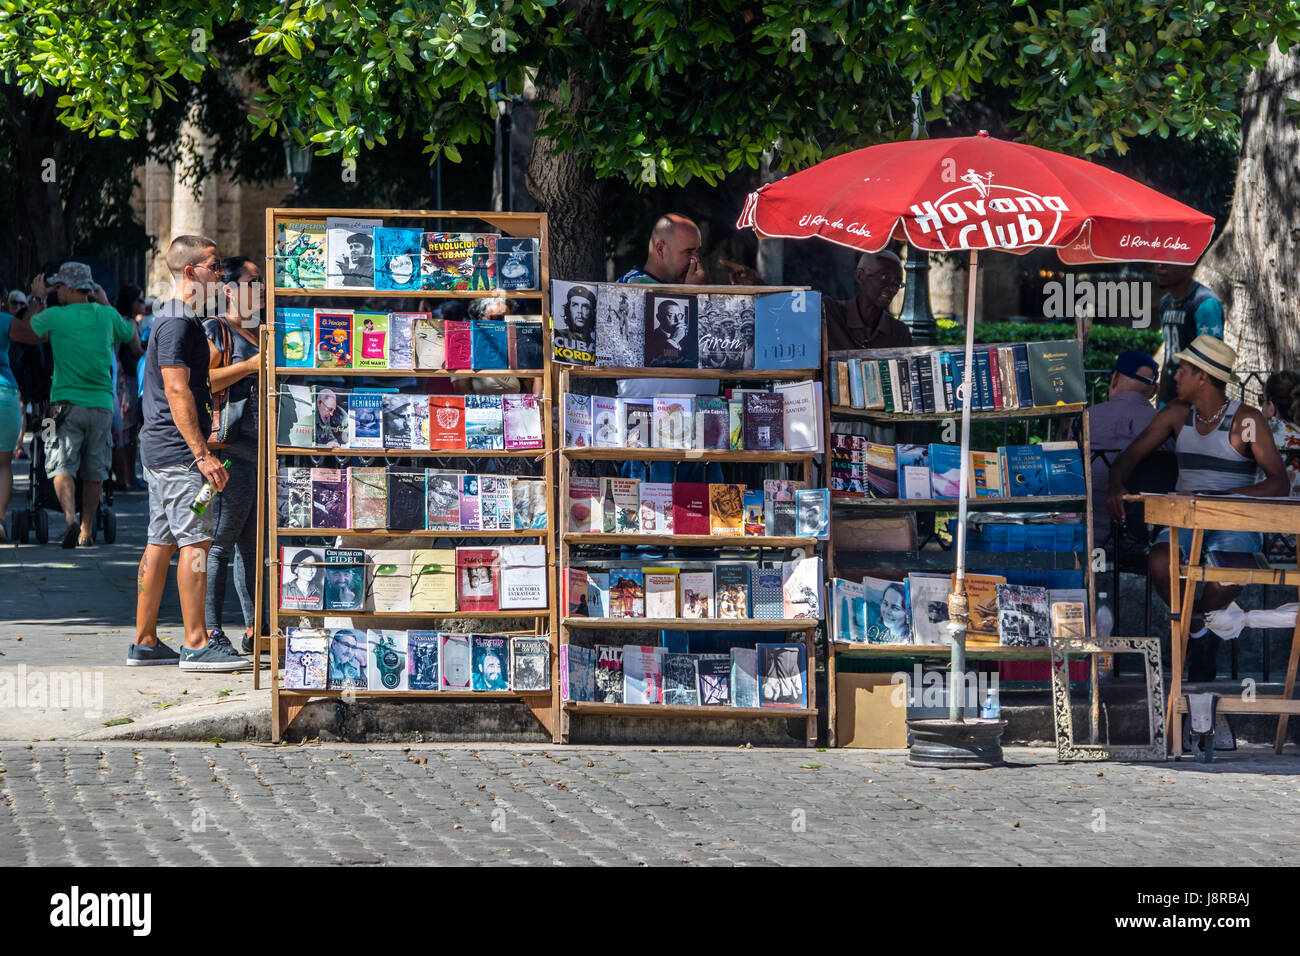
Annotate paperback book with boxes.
[409,549,456,613]
[864,576,909,644]
[367,630,409,691]
[425,470,462,531]
[551,280,597,366]
[709,483,745,535]
[323,548,365,612]
[275,308,315,368]
[832,579,867,644]
[623,645,666,705]
[503,393,544,450]
[280,546,325,611]
[758,643,807,708]
[782,556,822,619]
[644,570,679,619]
[696,654,731,706]
[679,571,714,618]
[387,312,416,369]
[499,545,547,610]
[653,395,694,450]
[326,628,367,690]
[464,394,505,450]
[386,467,427,531]
[754,290,821,370]
[730,648,759,708]
[594,645,625,703]
[592,395,620,447]
[274,218,326,289]
[313,387,348,448]
[617,398,653,448]
[276,467,311,528]
[995,583,1051,647]
[413,315,446,370]
[638,482,673,535]
[458,474,482,531]
[662,653,700,705]
[456,547,500,612]
[374,226,424,291]
[594,282,646,367]
[368,550,412,614]
[563,393,594,448]
[353,311,389,369]
[742,392,784,451]
[568,476,601,533]
[348,392,384,449]
[714,565,749,619]
[586,572,610,618]
[496,237,538,291]
[908,573,954,646]
[608,569,646,618]
[510,636,550,691]
[512,479,548,530]
[407,631,440,691]
[429,395,466,449]
[696,292,752,370]
[561,644,595,702]
[471,635,510,690]
[439,633,473,690]
[285,628,328,689]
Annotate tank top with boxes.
[0,312,17,390]
[1175,400,1256,492]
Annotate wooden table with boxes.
[1143,493,1300,755]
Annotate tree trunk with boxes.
[1198,43,1300,399]
[525,0,606,279]
[3,91,71,280]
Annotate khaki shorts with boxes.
[144,461,214,548]
[43,403,113,481]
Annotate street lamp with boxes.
[898,242,937,345]
[283,136,313,206]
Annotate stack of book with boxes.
[284,627,549,692]
[564,381,822,453]
[828,340,1085,412]
[278,387,543,452]
[277,544,548,613]
[564,555,822,622]
[274,217,538,292]
[830,437,1086,500]
[276,467,548,532]
[830,574,1087,647]
[561,642,807,708]
[275,308,544,372]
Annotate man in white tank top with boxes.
[1107,334,1288,681]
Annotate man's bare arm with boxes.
[1227,407,1289,497]
[1107,403,1183,520]
[7,314,45,345]
[162,365,227,491]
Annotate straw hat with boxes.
[1175,334,1239,385]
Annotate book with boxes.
[586,571,609,618]
[372,226,423,291]
[973,348,993,410]
[644,291,699,367]
[928,443,963,498]
[561,644,595,702]
[510,636,550,691]
[644,570,679,619]
[1041,441,1086,495]
[729,398,743,449]
[773,379,820,453]
[274,307,315,368]
[971,449,1003,497]
[907,573,953,645]
[425,469,462,531]
[697,292,753,370]
[608,477,640,533]
[478,474,514,532]
[499,545,547,610]
[661,653,700,705]
[743,490,765,535]
[930,352,947,412]
[368,550,412,614]
[274,218,326,289]
[1012,344,1034,407]
[709,483,745,535]
[458,473,482,530]
[742,392,784,451]
[730,648,759,708]
[407,394,430,450]
[563,393,594,448]
[280,546,325,610]
[617,398,653,448]
[782,556,822,619]
[380,394,415,451]
[1051,601,1087,638]
[409,549,456,613]
[314,309,353,369]
[865,442,898,498]
[752,564,784,619]
[496,236,538,291]
[940,351,956,410]
[384,467,426,530]
[848,360,866,408]
[986,348,1003,409]
[754,290,820,369]
[456,547,501,612]
[408,630,441,691]
[679,571,714,618]
[594,646,625,703]
[601,478,617,534]
[595,282,646,367]
[829,432,855,499]
[909,355,928,412]
[284,628,329,689]
[551,280,598,366]
[622,645,665,704]
[694,396,731,450]
[347,392,383,449]
[464,394,505,450]
[897,443,932,499]
[832,579,867,644]
[366,630,409,691]
[413,315,446,370]
[637,482,673,535]
[276,467,311,528]
[996,583,1051,647]
[591,395,620,447]
[565,568,589,617]
[1027,340,1085,405]
[758,643,807,708]
[428,395,466,449]
[881,358,898,411]
[998,347,1017,409]
[864,576,909,643]
[608,569,645,618]
[671,482,710,535]
[714,564,750,619]
[387,312,417,370]
[653,394,694,450]
[507,317,543,370]
[512,478,548,531]
[277,388,313,452]
[310,468,350,529]
[1001,444,1049,497]
[795,488,830,539]
[958,573,1007,645]
[471,635,510,690]
[419,232,482,291]
[764,480,804,536]
[326,628,368,690]
[439,633,473,690]
[568,476,601,533]
[503,393,544,450]
[311,387,348,448]
[352,311,389,369]
[469,318,509,370]
[896,358,912,413]
[696,655,731,706]
[443,319,472,369]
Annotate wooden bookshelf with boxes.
[830,642,1054,660]
[555,320,824,747]
[261,207,559,742]
[832,494,1087,512]
[830,402,1085,422]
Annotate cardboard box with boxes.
[835,673,908,749]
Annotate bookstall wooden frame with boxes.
[259,208,557,742]
[823,323,1104,750]
[555,284,822,746]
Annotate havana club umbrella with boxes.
[738,131,1215,734]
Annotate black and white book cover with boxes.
[643,291,698,368]
[408,630,440,690]
[551,279,597,366]
[366,629,409,691]
[697,293,755,370]
[661,652,700,706]
[595,282,646,367]
[995,583,1051,647]
[696,654,730,706]
[758,642,807,708]
[381,394,414,450]
[496,237,538,291]
[280,546,324,611]
[510,636,551,692]
[276,467,311,528]
[594,644,625,703]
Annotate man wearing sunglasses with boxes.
[823,250,912,351]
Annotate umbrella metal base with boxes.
[907,718,1008,769]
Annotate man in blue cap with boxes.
[1086,350,1165,547]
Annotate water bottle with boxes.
[1096,591,1114,637]
[981,686,1001,719]
[190,459,232,515]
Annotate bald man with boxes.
[823,250,912,350]
[618,214,710,285]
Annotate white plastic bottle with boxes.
[1096,591,1113,637]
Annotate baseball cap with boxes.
[1114,349,1158,386]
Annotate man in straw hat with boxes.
[1107,334,1289,681]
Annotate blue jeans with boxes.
[1154,527,1264,557]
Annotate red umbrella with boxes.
[739,131,1216,728]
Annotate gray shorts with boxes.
[144,460,214,547]
[43,403,112,480]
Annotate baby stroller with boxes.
[9,401,117,544]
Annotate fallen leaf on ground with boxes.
[102,717,133,727]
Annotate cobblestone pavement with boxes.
[3,742,1299,866]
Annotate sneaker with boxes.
[127,641,181,666]
[241,632,255,655]
[179,633,253,672]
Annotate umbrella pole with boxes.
[949,248,980,723]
